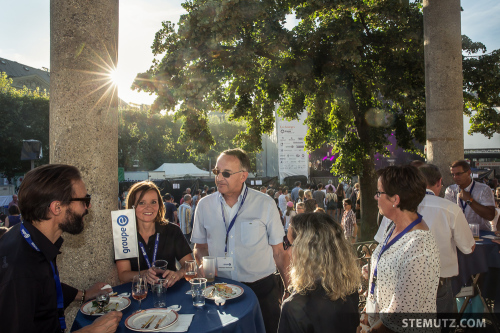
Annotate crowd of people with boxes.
[0,151,499,333]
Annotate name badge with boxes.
[217,256,234,271]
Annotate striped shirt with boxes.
[178,203,192,235]
[342,209,357,238]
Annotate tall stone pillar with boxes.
[50,0,119,325]
[423,0,464,194]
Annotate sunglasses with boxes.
[283,235,293,250]
[375,191,386,198]
[212,168,245,178]
[69,194,92,208]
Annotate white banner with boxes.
[111,209,138,260]
[277,111,309,183]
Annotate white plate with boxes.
[125,309,178,332]
[80,296,131,315]
[205,284,244,300]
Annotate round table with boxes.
[452,230,500,315]
[71,277,265,333]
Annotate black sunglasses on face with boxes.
[283,235,293,250]
[212,168,245,178]
[69,194,92,208]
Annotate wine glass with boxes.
[132,275,148,311]
[184,260,198,295]
[184,260,197,282]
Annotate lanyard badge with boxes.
[369,214,423,300]
[220,187,249,255]
[20,223,66,332]
[459,181,475,214]
[139,233,160,268]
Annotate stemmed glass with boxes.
[132,274,148,311]
[184,260,198,295]
[184,260,197,282]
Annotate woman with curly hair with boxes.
[115,181,193,287]
[278,212,360,333]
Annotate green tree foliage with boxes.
[462,36,500,138]
[0,72,50,178]
[118,107,252,171]
[134,0,428,239]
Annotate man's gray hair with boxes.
[221,148,251,171]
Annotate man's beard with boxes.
[59,207,87,235]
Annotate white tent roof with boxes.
[154,163,210,178]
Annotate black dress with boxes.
[123,222,192,272]
[336,194,344,209]
[278,286,359,333]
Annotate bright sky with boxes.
[0,0,499,106]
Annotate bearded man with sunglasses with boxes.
[192,148,290,333]
[0,164,121,333]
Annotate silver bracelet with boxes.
[79,289,86,305]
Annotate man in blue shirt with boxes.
[290,181,302,203]
[163,193,178,224]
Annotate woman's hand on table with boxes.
[162,269,184,287]
[146,267,158,285]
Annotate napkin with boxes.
[482,235,497,240]
[158,314,194,332]
[214,296,226,306]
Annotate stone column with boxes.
[423,0,463,194]
[50,0,119,325]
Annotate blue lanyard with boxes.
[426,189,435,196]
[138,233,160,268]
[370,214,423,296]
[459,181,475,214]
[220,186,249,254]
[20,223,66,331]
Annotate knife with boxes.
[141,315,156,329]
[154,314,169,329]
[144,315,157,329]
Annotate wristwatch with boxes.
[466,198,474,205]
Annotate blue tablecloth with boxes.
[71,277,265,333]
[452,230,500,303]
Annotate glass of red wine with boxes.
[132,274,148,311]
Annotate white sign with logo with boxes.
[277,111,309,183]
[112,209,138,260]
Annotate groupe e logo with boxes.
[117,215,129,226]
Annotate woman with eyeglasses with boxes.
[279,212,360,333]
[115,181,193,287]
[360,166,439,333]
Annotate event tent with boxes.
[154,163,210,178]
